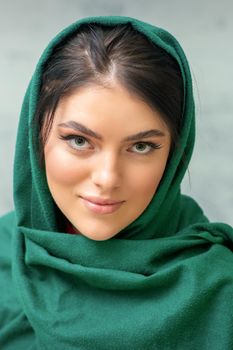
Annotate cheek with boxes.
[130,161,167,203]
[44,143,82,187]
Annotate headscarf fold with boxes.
[0,15,233,350]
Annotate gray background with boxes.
[0,0,232,225]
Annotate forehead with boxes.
[54,84,170,135]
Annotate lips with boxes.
[80,196,124,214]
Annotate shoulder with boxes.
[178,194,209,230]
[0,211,16,260]
[0,211,20,339]
[0,210,16,230]
[0,210,16,279]
[0,211,16,257]
[0,212,36,346]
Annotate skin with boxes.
[44,82,171,241]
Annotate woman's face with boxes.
[44,83,171,240]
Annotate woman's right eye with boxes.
[59,135,92,151]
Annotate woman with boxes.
[0,15,233,350]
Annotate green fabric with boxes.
[0,15,233,350]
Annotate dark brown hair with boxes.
[34,23,183,155]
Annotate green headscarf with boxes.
[1,15,233,350]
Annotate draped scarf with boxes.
[0,15,233,350]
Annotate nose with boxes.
[91,152,121,191]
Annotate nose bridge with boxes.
[92,150,121,189]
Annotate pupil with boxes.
[75,137,84,145]
[136,143,146,151]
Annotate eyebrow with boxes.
[58,120,166,141]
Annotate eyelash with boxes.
[130,142,162,154]
[59,134,162,155]
[59,135,93,152]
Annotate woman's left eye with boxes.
[59,135,92,150]
[130,142,161,154]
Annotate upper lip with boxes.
[80,195,124,205]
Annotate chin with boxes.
[73,223,121,241]
[81,230,118,241]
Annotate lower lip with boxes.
[81,198,123,214]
